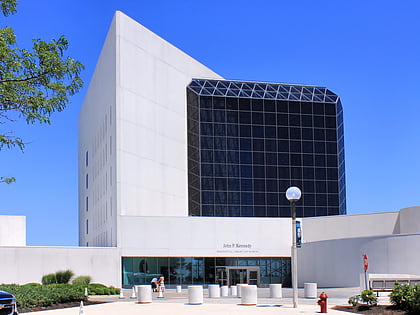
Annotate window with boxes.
[85,174,88,189]
[86,196,88,211]
[85,151,88,167]
[86,219,89,234]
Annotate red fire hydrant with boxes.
[317,292,328,313]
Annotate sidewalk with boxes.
[28,287,374,314]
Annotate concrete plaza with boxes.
[27,287,387,314]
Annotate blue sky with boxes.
[1,0,419,246]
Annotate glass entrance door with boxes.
[216,266,260,286]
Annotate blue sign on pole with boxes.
[296,221,302,248]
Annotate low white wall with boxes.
[301,211,399,243]
[299,233,420,287]
[0,246,120,287]
[0,216,26,246]
[119,216,291,257]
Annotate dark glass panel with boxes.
[266,152,277,165]
[291,167,302,179]
[302,128,313,140]
[253,152,265,164]
[304,207,315,216]
[314,142,325,154]
[200,123,213,136]
[289,114,301,126]
[200,109,212,122]
[202,191,214,204]
[289,128,301,140]
[316,207,327,216]
[214,150,226,163]
[326,129,337,141]
[227,137,239,150]
[226,111,238,124]
[240,125,252,137]
[301,115,313,127]
[214,123,225,136]
[214,164,227,176]
[239,98,251,111]
[252,99,263,111]
[289,102,300,113]
[315,181,327,193]
[253,166,265,178]
[241,192,253,204]
[201,136,213,150]
[240,152,252,164]
[255,193,265,205]
[239,111,251,124]
[241,206,253,216]
[326,155,338,167]
[201,150,213,163]
[313,129,325,141]
[313,116,325,128]
[252,139,265,151]
[266,166,277,178]
[240,167,253,178]
[328,194,339,206]
[303,180,315,193]
[254,206,266,216]
[278,140,289,152]
[276,100,288,112]
[227,151,239,165]
[214,191,227,204]
[240,138,252,151]
[254,179,265,191]
[278,154,289,166]
[252,126,264,138]
[265,139,276,152]
[202,177,214,190]
[266,179,278,192]
[266,193,278,205]
[278,127,289,139]
[326,142,338,154]
[313,102,324,115]
[279,206,291,217]
[264,100,276,112]
[290,153,302,166]
[267,207,279,217]
[324,103,336,115]
[215,205,227,216]
[314,155,326,167]
[229,206,241,216]
[327,181,338,193]
[252,112,264,124]
[265,126,276,138]
[327,168,338,180]
[315,168,326,180]
[226,97,238,110]
[302,141,313,154]
[303,155,314,167]
[213,97,225,109]
[325,116,337,128]
[316,194,327,206]
[228,178,240,190]
[301,102,312,114]
[290,140,301,152]
[213,110,225,123]
[201,163,213,176]
[214,137,226,150]
[277,113,288,125]
[200,96,213,109]
[215,178,227,190]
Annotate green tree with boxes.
[0,0,84,183]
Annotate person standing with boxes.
[150,277,158,292]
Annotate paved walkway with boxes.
[27,287,391,314]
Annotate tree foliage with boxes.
[0,0,84,182]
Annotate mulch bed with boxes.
[20,300,107,313]
[333,304,406,315]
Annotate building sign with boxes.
[216,243,258,254]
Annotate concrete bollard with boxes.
[269,283,282,298]
[176,285,182,293]
[304,282,318,298]
[221,285,229,296]
[241,285,257,305]
[208,284,220,298]
[230,285,237,296]
[188,285,203,304]
[130,286,137,299]
[137,285,152,303]
[237,283,248,297]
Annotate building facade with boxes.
[187,79,346,217]
[77,10,347,288]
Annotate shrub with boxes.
[42,273,57,285]
[55,270,74,284]
[348,295,360,306]
[360,289,378,306]
[72,276,91,285]
[390,283,420,314]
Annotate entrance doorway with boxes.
[215,266,260,286]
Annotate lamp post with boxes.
[286,186,302,308]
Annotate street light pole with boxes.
[286,186,302,309]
